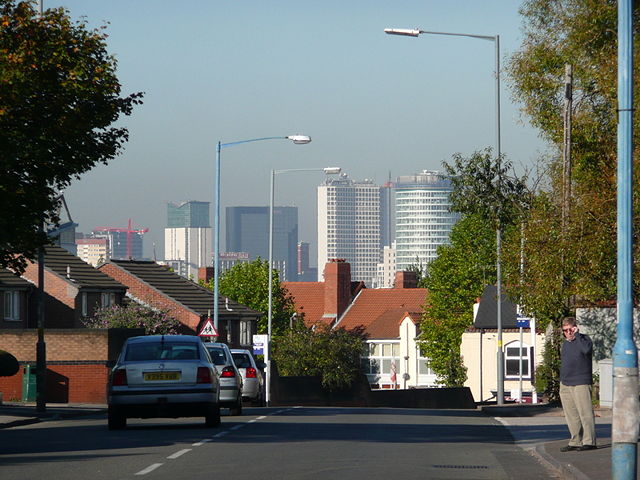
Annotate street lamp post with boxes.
[213,135,311,335]
[266,166,341,406]
[385,27,505,404]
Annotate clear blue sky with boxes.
[60,0,549,264]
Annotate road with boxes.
[0,407,560,480]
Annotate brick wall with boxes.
[0,328,142,404]
[100,263,202,333]
[22,262,77,328]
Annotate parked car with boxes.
[107,335,220,430]
[231,349,265,406]
[203,342,243,415]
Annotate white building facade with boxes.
[164,227,211,280]
[373,242,396,288]
[394,170,459,271]
[317,174,381,284]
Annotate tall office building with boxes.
[394,170,459,271]
[164,201,212,280]
[317,173,381,284]
[225,206,298,281]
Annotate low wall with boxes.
[0,328,143,404]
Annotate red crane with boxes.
[93,219,149,259]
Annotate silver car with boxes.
[203,342,243,415]
[231,349,265,406]
[107,335,220,430]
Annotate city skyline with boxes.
[61,1,550,264]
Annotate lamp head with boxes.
[384,28,421,37]
[286,135,312,144]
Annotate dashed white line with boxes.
[167,449,191,459]
[230,424,243,431]
[213,430,228,438]
[193,439,212,446]
[135,463,164,475]
[256,415,267,420]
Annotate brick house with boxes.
[0,269,33,329]
[20,245,127,328]
[99,259,260,349]
[283,259,434,390]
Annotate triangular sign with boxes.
[198,318,218,337]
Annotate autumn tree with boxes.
[82,303,181,335]
[0,1,142,273]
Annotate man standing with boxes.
[559,316,597,452]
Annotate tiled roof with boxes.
[107,260,260,317]
[335,289,427,337]
[42,245,126,290]
[473,285,518,329]
[0,269,32,288]
[283,282,328,325]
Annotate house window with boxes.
[505,341,531,379]
[362,341,400,386]
[4,291,20,321]
[239,320,251,346]
[101,292,115,308]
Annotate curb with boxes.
[0,417,41,429]
[534,443,591,480]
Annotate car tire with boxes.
[107,406,126,430]
[229,395,243,416]
[205,404,221,427]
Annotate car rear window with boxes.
[206,347,228,365]
[125,343,200,361]
[232,353,251,368]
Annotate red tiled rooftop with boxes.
[283,282,331,326]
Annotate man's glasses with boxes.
[562,328,573,332]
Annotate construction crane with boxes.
[93,219,149,259]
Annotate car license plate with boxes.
[144,372,180,381]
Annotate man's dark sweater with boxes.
[560,333,593,386]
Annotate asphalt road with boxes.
[0,407,561,480]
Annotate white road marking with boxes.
[256,415,267,420]
[230,424,244,431]
[248,419,257,423]
[167,449,191,459]
[135,463,164,475]
[193,439,212,446]
[213,431,228,438]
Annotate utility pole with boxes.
[562,64,572,229]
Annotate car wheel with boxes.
[229,395,243,416]
[205,404,221,427]
[107,406,126,430]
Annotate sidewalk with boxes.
[481,403,624,480]
[0,401,106,429]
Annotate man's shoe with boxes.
[578,445,597,451]
[560,445,580,452]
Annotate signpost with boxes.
[516,314,531,402]
[198,318,218,339]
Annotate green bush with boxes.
[534,327,562,402]
[0,350,19,377]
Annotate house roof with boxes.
[335,288,427,338]
[41,245,126,290]
[105,259,260,318]
[473,284,518,329]
[0,269,32,289]
[283,282,327,325]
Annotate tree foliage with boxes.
[0,0,143,273]
[82,302,180,335]
[504,0,638,327]
[272,321,367,390]
[213,258,296,335]
[419,214,496,386]
[0,349,19,377]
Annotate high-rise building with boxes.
[317,173,381,284]
[164,201,212,280]
[394,170,459,271]
[297,241,317,282]
[76,238,108,267]
[373,241,397,288]
[92,219,147,260]
[225,206,298,281]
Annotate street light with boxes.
[213,135,312,334]
[385,26,506,404]
[266,166,341,406]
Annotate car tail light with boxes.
[221,366,236,378]
[246,367,257,378]
[112,369,127,386]
[197,367,213,384]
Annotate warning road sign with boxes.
[198,318,218,337]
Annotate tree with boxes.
[418,213,496,386]
[213,258,296,335]
[82,303,181,335]
[0,1,143,273]
[272,321,367,390]
[0,350,19,377]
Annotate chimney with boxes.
[198,267,214,284]
[394,271,418,289]
[324,259,351,319]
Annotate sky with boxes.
[59,0,550,265]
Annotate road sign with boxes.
[516,315,530,329]
[253,334,268,356]
[198,318,218,337]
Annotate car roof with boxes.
[125,335,202,344]
[230,349,252,354]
